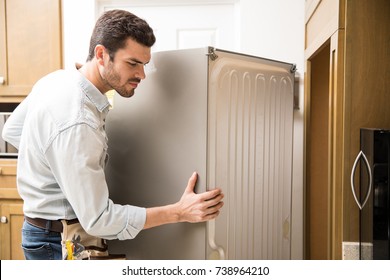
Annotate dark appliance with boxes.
[355,128,390,259]
[0,113,18,157]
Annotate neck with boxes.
[78,61,110,94]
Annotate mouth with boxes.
[128,79,141,88]
[129,82,139,89]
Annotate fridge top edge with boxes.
[151,47,297,73]
[211,47,297,72]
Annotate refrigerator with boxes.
[105,47,296,260]
[355,128,390,259]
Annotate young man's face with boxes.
[102,38,151,98]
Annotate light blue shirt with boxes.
[2,68,146,240]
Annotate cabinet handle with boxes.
[1,216,8,224]
[0,76,5,85]
[350,151,372,210]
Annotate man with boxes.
[2,9,224,260]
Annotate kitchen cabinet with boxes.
[0,0,62,103]
[304,0,390,259]
[0,0,62,259]
[0,158,24,260]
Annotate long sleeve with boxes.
[45,123,146,240]
[13,68,146,240]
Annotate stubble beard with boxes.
[103,63,137,98]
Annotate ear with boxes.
[94,45,106,66]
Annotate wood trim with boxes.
[304,0,343,59]
[305,0,321,24]
[303,60,311,259]
[329,30,344,259]
[305,29,345,261]
[305,0,337,52]
[304,41,331,259]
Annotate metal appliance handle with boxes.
[350,151,372,210]
[207,220,225,260]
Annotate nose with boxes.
[135,64,146,80]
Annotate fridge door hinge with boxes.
[207,47,219,61]
[290,64,297,73]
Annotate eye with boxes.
[128,61,137,67]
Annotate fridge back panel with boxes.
[206,49,294,259]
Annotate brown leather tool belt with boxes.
[25,216,79,233]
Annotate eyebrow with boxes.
[127,58,149,66]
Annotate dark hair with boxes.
[86,9,156,61]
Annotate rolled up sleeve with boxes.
[118,205,146,240]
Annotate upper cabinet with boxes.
[304,0,345,58]
[0,0,62,103]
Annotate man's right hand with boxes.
[143,172,224,229]
[175,172,224,223]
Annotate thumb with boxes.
[185,172,198,193]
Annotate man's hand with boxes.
[143,172,224,229]
[175,172,224,223]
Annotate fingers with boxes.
[206,201,224,216]
[185,171,222,198]
[197,192,224,222]
[204,210,221,221]
[200,201,224,221]
[200,188,223,201]
[180,172,224,223]
[204,193,224,208]
[185,172,198,193]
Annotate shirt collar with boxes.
[73,66,110,113]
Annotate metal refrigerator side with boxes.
[206,48,295,259]
[105,48,209,259]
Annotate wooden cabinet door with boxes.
[0,0,62,102]
[0,203,24,260]
[0,160,23,260]
[0,159,18,199]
